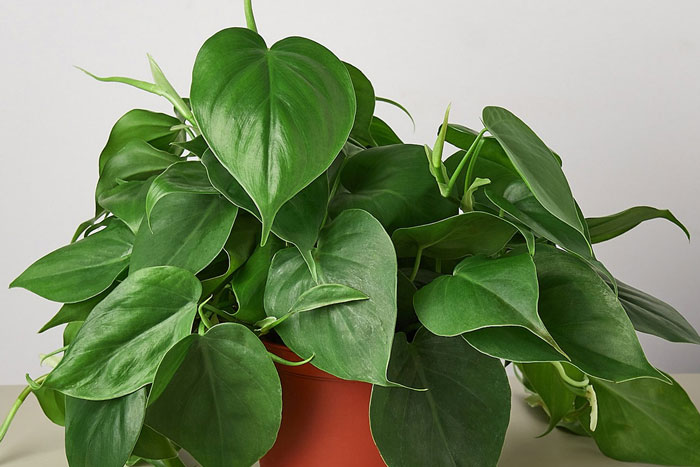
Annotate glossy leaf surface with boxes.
[345,62,375,146]
[11,220,133,303]
[45,266,200,399]
[370,116,403,145]
[146,324,281,467]
[65,388,146,467]
[97,179,152,233]
[39,288,112,333]
[191,27,354,240]
[330,144,457,233]
[370,330,510,467]
[265,210,397,384]
[586,206,689,243]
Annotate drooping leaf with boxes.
[146,324,281,467]
[586,206,690,243]
[414,254,562,353]
[191,27,355,241]
[10,219,133,303]
[98,109,183,174]
[144,161,219,223]
[171,135,209,157]
[34,385,66,426]
[44,266,200,399]
[370,116,403,145]
[580,375,700,466]
[344,62,376,146]
[615,279,700,344]
[130,193,237,274]
[39,287,113,333]
[330,144,457,233]
[376,96,415,129]
[482,107,584,234]
[202,150,328,256]
[265,209,397,385]
[97,178,153,233]
[65,388,146,467]
[370,330,510,467]
[518,362,579,435]
[391,212,516,259]
[465,246,664,382]
[131,425,178,461]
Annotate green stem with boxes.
[0,375,47,443]
[244,0,258,32]
[445,128,487,195]
[551,362,589,388]
[409,248,424,282]
[321,155,349,229]
[463,138,486,195]
[198,298,215,331]
[268,351,315,366]
[40,345,68,365]
[435,258,442,274]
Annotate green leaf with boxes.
[330,144,457,233]
[482,106,584,234]
[286,283,368,315]
[345,62,376,146]
[98,178,153,233]
[146,323,281,467]
[370,329,510,467]
[191,27,355,241]
[202,150,328,255]
[131,424,178,461]
[616,279,700,344]
[370,116,403,145]
[171,135,208,157]
[130,193,237,274]
[518,363,578,435]
[39,287,112,333]
[376,96,415,129]
[465,246,664,382]
[144,161,219,224]
[581,375,700,466]
[44,266,201,399]
[10,220,133,303]
[586,206,690,243]
[391,212,516,259]
[65,388,146,467]
[265,209,397,385]
[396,271,418,330]
[414,254,562,354]
[34,385,66,426]
[98,109,183,174]
[230,234,284,323]
[96,140,180,203]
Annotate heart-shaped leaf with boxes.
[191,27,355,241]
[414,253,562,354]
[65,388,146,467]
[130,193,237,274]
[482,107,584,234]
[580,375,700,466]
[370,329,510,467]
[330,144,458,233]
[265,209,397,385]
[586,205,689,243]
[391,212,516,259]
[11,219,133,303]
[146,323,281,467]
[344,62,376,146]
[44,266,200,399]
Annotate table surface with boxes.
[0,374,698,467]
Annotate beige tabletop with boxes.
[0,374,698,467]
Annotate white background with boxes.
[1,0,698,384]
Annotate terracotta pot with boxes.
[260,341,385,467]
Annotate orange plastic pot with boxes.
[261,341,385,467]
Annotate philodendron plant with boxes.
[3,2,700,467]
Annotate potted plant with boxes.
[3,1,699,466]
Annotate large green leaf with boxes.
[130,193,237,274]
[39,287,113,333]
[586,206,690,243]
[202,149,328,259]
[330,144,457,233]
[191,27,355,241]
[344,62,376,146]
[97,178,153,233]
[581,375,700,466]
[391,212,516,259]
[466,246,663,382]
[616,279,700,344]
[44,266,200,399]
[65,388,146,467]
[518,362,578,435]
[98,109,183,174]
[10,219,133,303]
[482,107,584,234]
[265,209,397,385]
[370,329,510,467]
[146,324,281,467]
[414,254,561,353]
